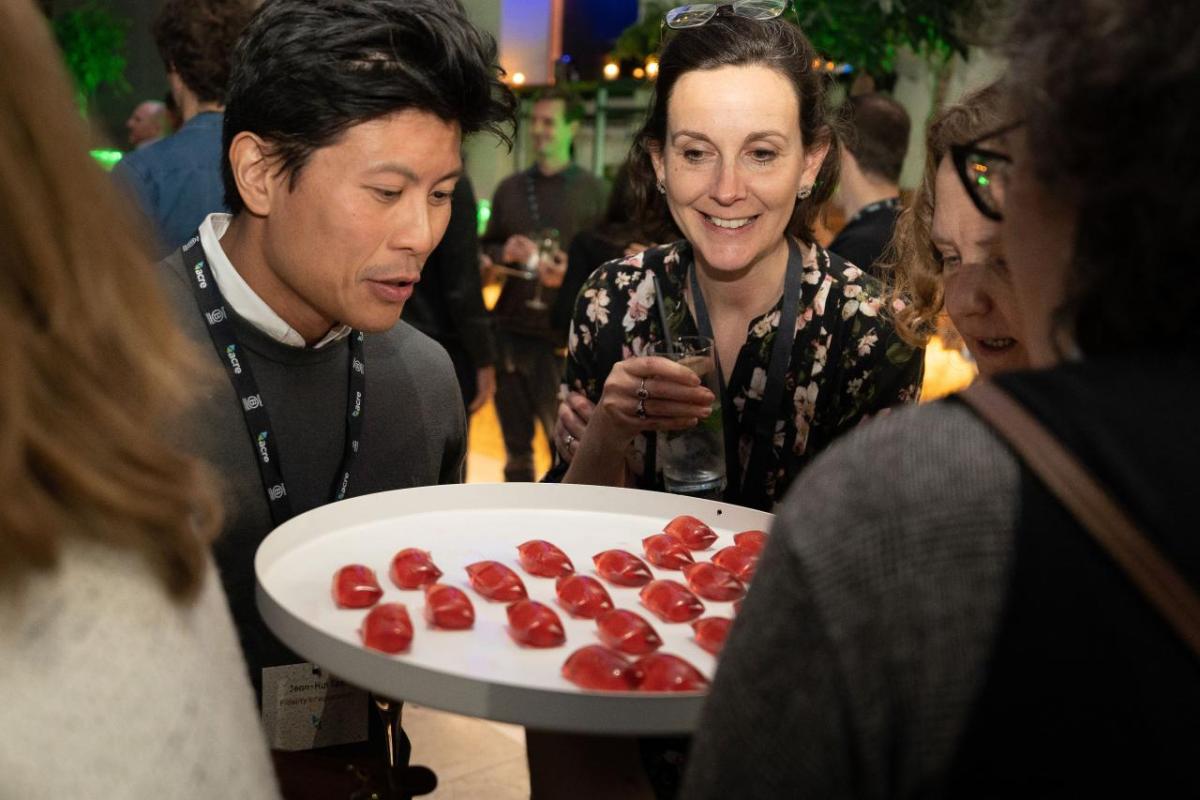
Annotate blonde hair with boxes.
[0,0,220,601]
[886,83,1007,346]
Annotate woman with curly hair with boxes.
[686,0,1200,795]
[888,81,1028,378]
[0,1,277,796]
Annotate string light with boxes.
[603,62,619,80]
[511,71,526,86]
[645,57,659,79]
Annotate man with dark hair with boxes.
[155,0,515,786]
[829,92,911,277]
[482,87,606,482]
[114,0,254,255]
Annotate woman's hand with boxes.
[563,356,714,488]
[554,391,593,463]
[577,356,715,461]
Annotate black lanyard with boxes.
[523,169,545,232]
[181,233,366,526]
[688,237,804,508]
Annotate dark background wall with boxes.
[561,0,637,80]
[43,0,170,150]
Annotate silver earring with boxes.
[656,180,666,195]
[796,185,812,200]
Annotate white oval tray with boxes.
[255,482,772,735]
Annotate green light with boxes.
[477,198,492,236]
[977,175,991,187]
[90,148,123,171]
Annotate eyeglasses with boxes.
[950,120,1023,222]
[663,0,796,32]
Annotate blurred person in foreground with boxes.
[113,0,255,256]
[827,92,910,278]
[887,81,1028,379]
[685,0,1200,795]
[0,1,278,796]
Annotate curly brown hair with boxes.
[885,82,1006,346]
[629,15,840,246]
[1004,0,1200,356]
[1,0,221,600]
[153,0,256,104]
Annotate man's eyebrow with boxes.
[365,163,463,184]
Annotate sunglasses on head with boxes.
[663,0,797,33]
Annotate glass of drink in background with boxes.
[653,336,726,499]
[526,227,559,310]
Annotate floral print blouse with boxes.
[561,238,924,510]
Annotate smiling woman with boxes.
[557,14,924,510]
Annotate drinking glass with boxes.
[526,228,559,310]
[652,336,726,499]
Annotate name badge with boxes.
[260,663,368,751]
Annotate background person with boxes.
[559,12,923,511]
[0,1,278,796]
[827,92,910,277]
[685,0,1200,794]
[113,0,255,256]
[481,86,607,482]
[126,98,167,148]
[404,174,499,414]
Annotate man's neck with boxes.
[219,215,336,346]
[178,88,224,124]
[535,153,570,176]
[839,173,899,221]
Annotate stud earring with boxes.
[656,180,666,195]
[796,185,812,200]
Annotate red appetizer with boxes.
[663,515,718,550]
[331,564,383,609]
[733,530,768,555]
[389,548,443,589]
[683,562,746,602]
[639,579,705,623]
[592,549,653,587]
[423,584,475,630]
[712,545,759,583]
[632,653,709,692]
[555,574,614,619]
[596,609,663,655]
[465,561,528,602]
[642,534,695,570]
[506,600,566,648]
[562,645,637,691]
[360,603,413,654]
[691,617,733,655]
[517,540,575,578]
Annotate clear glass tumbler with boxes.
[652,335,726,499]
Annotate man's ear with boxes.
[227,131,275,217]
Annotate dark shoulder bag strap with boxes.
[960,379,1200,663]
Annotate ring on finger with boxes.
[564,433,576,448]
[636,377,650,401]
[636,397,647,419]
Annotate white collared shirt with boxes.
[198,212,352,349]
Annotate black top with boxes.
[552,228,627,334]
[403,176,497,368]
[947,357,1200,796]
[827,197,901,279]
[481,164,606,343]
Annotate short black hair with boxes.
[152,0,254,105]
[221,0,517,215]
[842,93,910,184]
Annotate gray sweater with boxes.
[159,248,466,689]
[683,400,1018,798]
